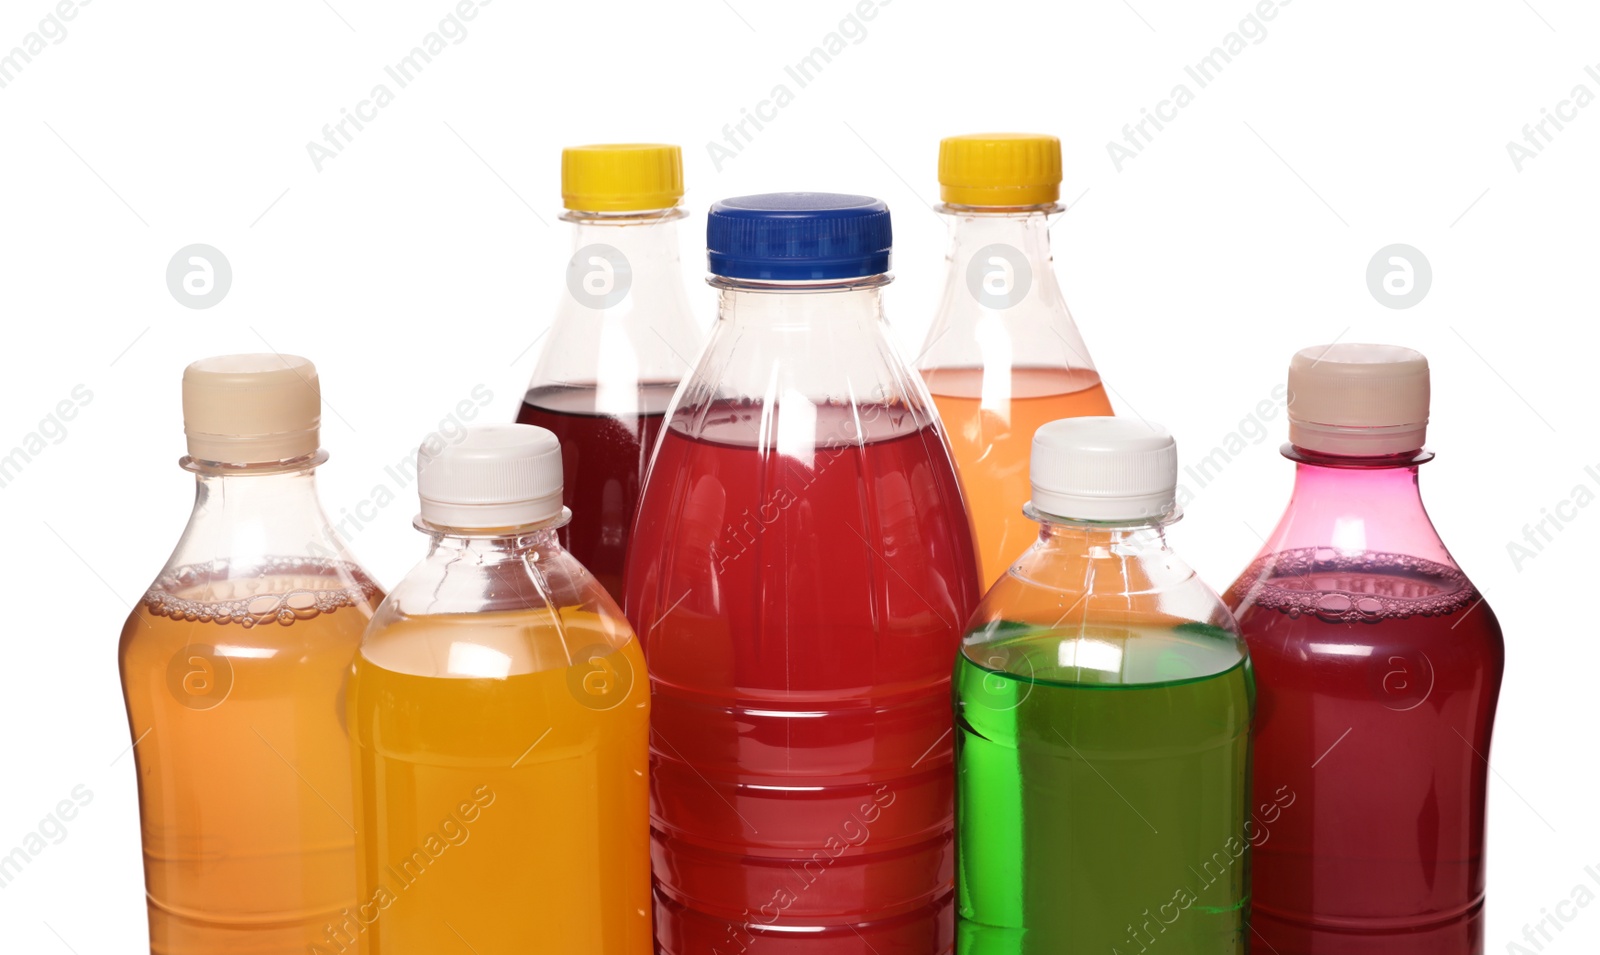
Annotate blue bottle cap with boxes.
[706,193,892,281]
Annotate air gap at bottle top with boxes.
[918,133,1114,588]
[955,417,1253,955]
[119,354,383,955]
[625,192,982,954]
[517,143,703,604]
[349,424,651,954]
[1226,344,1504,955]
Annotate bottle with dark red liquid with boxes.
[516,143,702,603]
[625,193,982,954]
[1225,344,1504,955]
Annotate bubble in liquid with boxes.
[141,556,381,629]
[1234,548,1477,624]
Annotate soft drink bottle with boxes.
[1225,344,1505,954]
[348,424,650,953]
[955,417,1253,954]
[118,354,383,953]
[917,133,1114,587]
[517,143,702,604]
[625,193,983,953]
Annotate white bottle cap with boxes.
[417,424,565,529]
[1030,417,1178,522]
[1287,343,1430,455]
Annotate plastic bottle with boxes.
[348,424,650,954]
[917,133,1114,587]
[118,354,383,954]
[955,417,1253,954]
[625,193,982,953]
[517,143,703,604]
[1225,344,1504,954]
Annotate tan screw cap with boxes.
[182,354,321,464]
[1287,343,1429,455]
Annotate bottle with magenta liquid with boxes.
[625,193,982,953]
[118,355,382,954]
[517,143,702,603]
[1226,344,1504,954]
[917,134,1114,588]
[955,418,1252,954]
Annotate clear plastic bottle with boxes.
[917,134,1114,588]
[349,424,650,954]
[118,354,383,954]
[955,417,1253,954]
[625,193,982,953]
[516,143,703,604]
[1225,344,1504,954]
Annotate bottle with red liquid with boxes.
[625,193,982,954]
[517,143,702,603]
[1225,344,1504,955]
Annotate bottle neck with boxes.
[167,454,365,571]
[712,275,888,327]
[1263,446,1452,566]
[1035,515,1173,555]
[666,273,935,441]
[528,208,700,402]
[919,205,1097,383]
[421,525,563,561]
[565,207,687,275]
[943,204,1060,266]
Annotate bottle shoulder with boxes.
[527,298,703,393]
[960,541,1247,687]
[361,546,637,679]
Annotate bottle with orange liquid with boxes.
[348,424,650,954]
[118,355,383,954]
[918,133,1114,586]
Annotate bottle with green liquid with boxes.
[955,417,1254,954]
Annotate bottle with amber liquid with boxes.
[118,355,382,954]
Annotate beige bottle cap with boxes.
[182,354,321,464]
[1287,343,1429,455]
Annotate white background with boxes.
[1,0,1595,951]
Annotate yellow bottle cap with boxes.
[562,143,684,213]
[938,133,1062,207]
